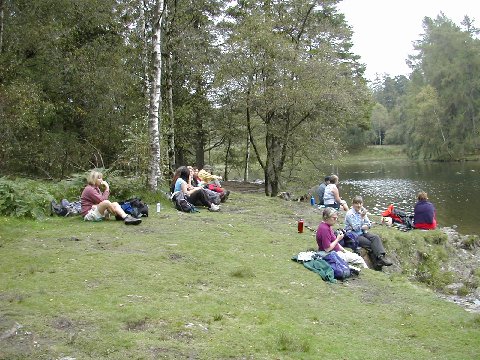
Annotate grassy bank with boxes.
[343,145,408,163]
[1,194,479,359]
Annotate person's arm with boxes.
[332,186,342,204]
[85,185,109,204]
[317,225,344,252]
[361,208,371,230]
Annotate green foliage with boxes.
[0,178,54,219]
[0,173,152,220]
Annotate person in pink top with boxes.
[80,170,141,225]
[316,207,346,252]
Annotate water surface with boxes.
[334,160,480,236]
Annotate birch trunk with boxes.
[147,0,164,191]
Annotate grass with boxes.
[343,145,408,163]
[1,193,479,359]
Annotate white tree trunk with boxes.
[147,0,164,191]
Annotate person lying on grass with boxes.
[80,170,141,225]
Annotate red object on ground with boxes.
[298,219,304,233]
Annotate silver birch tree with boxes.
[147,0,164,191]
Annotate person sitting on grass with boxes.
[413,191,437,230]
[80,170,141,225]
[323,175,349,211]
[196,166,230,202]
[344,196,392,269]
[316,207,347,253]
[317,175,330,206]
[171,166,220,212]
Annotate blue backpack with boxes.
[323,252,351,280]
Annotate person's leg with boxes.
[360,232,392,267]
[98,200,141,225]
[362,232,385,257]
[187,189,212,207]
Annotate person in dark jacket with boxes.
[317,175,330,205]
[413,191,437,230]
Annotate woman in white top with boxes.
[323,174,349,211]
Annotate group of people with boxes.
[316,196,393,270]
[170,165,230,212]
[79,165,230,224]
[316,173,438,270]
[317,175,349,211]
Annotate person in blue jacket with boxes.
[345,196,392,269]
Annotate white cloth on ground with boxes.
[337,251,368,268]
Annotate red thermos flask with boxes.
[298,219,304,233]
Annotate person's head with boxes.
[171,166,191,188]
[324,175,330,184]
[322,207,338,226]
[329,174,339,185]
[417,191,428,201]
[351,195,364,212]
[87,170,103,186]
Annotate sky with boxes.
[337,0,480,82]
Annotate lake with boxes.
[332,160,480,236]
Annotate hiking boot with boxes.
[124,214,142,225]
[209,203,220,212]
[377,254,393,266]
[220,190,230,203]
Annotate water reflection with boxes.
[336,161,480,236]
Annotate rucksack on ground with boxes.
[323,251,351,280]
[119,198,149,218]
[171,192,197,213]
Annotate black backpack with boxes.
[51,200,68,217]
[172,192,197,213]
[119,197,149,218]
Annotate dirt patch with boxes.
[223,181,264,194]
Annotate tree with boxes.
[407,13,480,159]
[218,0,370,196]
[147,0,164,191]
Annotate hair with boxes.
[352,196,363,204]
[324,175,331,182]
[87,170,103,186]
[329,174,339,184]
[322,207,337,221]
[417,191,428,201]
[171,166,190,192]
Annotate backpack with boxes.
[172,192,197,213]
[51,200,68,217]
[51,199,81,217]
[340,231,360,250]
[323,252,351,280]
[120,197,149,218]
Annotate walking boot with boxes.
[377,254,393,266]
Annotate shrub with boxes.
[0,177,53,219]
